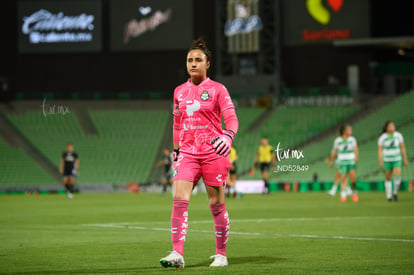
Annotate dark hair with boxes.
[382,121,393,135]
[339,124,350,136]
[189,37,211,62]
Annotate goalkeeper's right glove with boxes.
[211,130,234,157]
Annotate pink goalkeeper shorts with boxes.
[173,153,231,187]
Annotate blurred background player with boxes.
[250,137,276,194]
[328,157,353,196]
[59,142,79,199]
[327,169,340,196]
[156,148,173,194]
[330,125,359,202]
[226,145,238,198]
[160,38,238,269]
[378,121,408,202]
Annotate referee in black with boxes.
[156,148,173,194]
[59,142,79,199]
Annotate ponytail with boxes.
[189,37,211,62]
[381,120,392,136]
[339,124,350,136]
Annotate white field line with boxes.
[84,215,414,226]
[82,216,414,244]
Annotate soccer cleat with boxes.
[328,189,336,196]
[387,198,392,202]
[393,194,398,202]
[209,254,228,267]
[160,251,185,269]
[352,193,359,202]
[67,192,73,199]
[340,197,347,202]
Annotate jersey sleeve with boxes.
[172,87,181,117]
[172,87,182,145]
[217,85,235,112]
[352,137,357,147]
[378,134,384,146]
[333,138,339,151]
[397,132,404,143]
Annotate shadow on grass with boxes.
[7,269,138,275]
[187,256,287,268]
[7,257,287,274]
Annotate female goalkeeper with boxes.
[160,38,238,269]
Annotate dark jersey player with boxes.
[59,143,79,199]
[156,148,173,194]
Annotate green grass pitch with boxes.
[1,191,413,274]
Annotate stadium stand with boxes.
[6,109,169,185]
[87,110,169,184]
[260,106,360,147]
[231,107,266,174]
[0,137,56,186]
[235,107,266,133]
[271,91,414,183]
[1,92,413,190]
[236,105,360,176]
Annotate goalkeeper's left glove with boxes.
[211,130,234,157]
[172,149,179,162]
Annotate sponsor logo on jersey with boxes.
[200,90,209,101]
[185,100,200,116]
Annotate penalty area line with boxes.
[81,223,414,243]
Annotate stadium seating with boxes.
[6,110,169,184]
[0,137,56,185]
[260,106,359,147]
[235,107,266,133]
[2,91,413,188]
[270,91,414,183]
[232,107,266,173]
[237,105,360,176]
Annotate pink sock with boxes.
[171,199,189,256]
[210,203,230,256]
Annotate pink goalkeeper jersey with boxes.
[173,78,235,158]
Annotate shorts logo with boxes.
[216,174,222,182]
[200,90,209,101]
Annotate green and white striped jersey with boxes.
[333,136,357,165]
[378,131,404,162]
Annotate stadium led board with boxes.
[110,0,193,51]
[283,0,370,45]
[18,0,102,53]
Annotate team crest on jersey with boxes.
[173,169,178,177]
[200,90,209,101]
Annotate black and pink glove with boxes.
[211,130,234,157]
[172,149,180,162]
